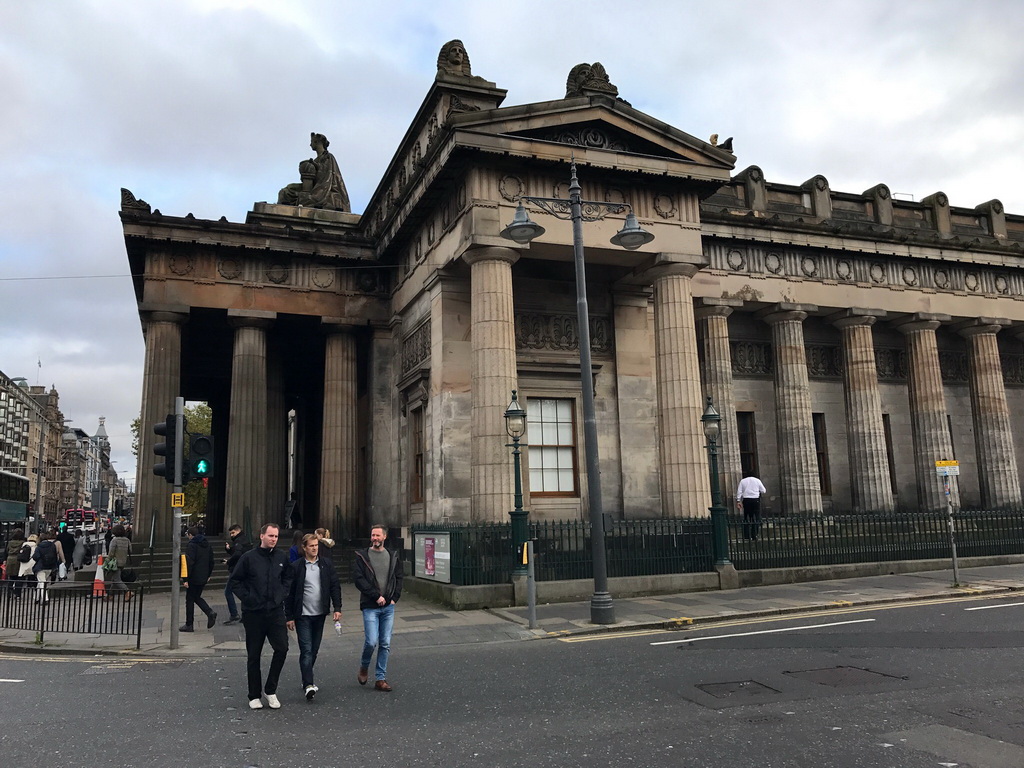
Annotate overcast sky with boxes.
[2,0,1022,488]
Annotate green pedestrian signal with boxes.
[190,433,214,479]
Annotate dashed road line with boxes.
[649,618,876,646]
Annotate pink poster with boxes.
[425,537,435,576]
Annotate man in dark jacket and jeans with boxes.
[181,525,216,632]
[353,524,403,692]
[285,533,342,701]
[228,523,292,710]
[222,524,251,625]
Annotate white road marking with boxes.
[649,618,876,646]
[0,678,25,683]
[964,601,1024,612]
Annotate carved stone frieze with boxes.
[312,267,335,289]
[402,320,431,374]
[806,344,842,378]
[169,254,194,276]
[938,350,969,383]
[120,188,151,213]
[875,347,908,380]
[730,340,773,377]
[266,264,289,284]
[654,193,677,219]
[538,127,628,152]
[499,175,525,202]
[1002,353,1024,386]
[515,311,613,354]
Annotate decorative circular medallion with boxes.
[169,254,194,276]
[934,269,949,289]
[357,271,378,293]
[765,252,783,274]
[836,260,852,280]
[902,266,918,286]
[801,257,817,277]
[218,258,241,280]
[876,185,890,200]
[936,192,949,207]
[457,183,467,209]
[554,181,570,199]
[605,187,626,204]
[727,250,745,270]
[870,263,885,283]
[813,175,828,192]
[995,275,1008,293]
[653,193,677,219]
[965,272,980,291]
[312,268,335,289]
[266,264,289,284]
[499,175,524,202]
[992,200,1004,215]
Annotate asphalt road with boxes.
[2,594,1023,767]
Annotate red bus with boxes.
[62,508,98,534]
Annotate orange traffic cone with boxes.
[92,554,106,598]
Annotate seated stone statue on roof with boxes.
[278,132,351,211]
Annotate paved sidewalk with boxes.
[1,564,1022,657]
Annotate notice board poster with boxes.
[414,532,451,583]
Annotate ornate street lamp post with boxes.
[501,158,654,624]
[504,391,528,575]
[701,397,731,566]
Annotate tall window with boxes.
[736,411,759,477]
[812,412,832,496]
[526,398,578,496]
[410,408,424,504]
[882,413,898,495]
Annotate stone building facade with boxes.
[123,46,1024,541]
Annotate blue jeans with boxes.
[295,614,327,687]
[360,604,394,681]
[224,581,238,619]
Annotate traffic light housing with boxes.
[153,414,189,484]
[190,433,214,480]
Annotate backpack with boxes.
[17,544,31,563]
[34,540,58,570]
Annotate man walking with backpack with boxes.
[181,525,217,632]
[32,532,62,604]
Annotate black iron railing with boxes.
[0,581,145,649]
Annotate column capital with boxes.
[892,312,950,335]
[320,317,357,334]
[639,252,708,283]
[694,301,740,321]
[612,288,653,308]
[462,245,520,267]
[760,303,816,325]
[227,309,276,330]
[141,310,189,326]
[829,307,886,330]
[953,317,1010,338]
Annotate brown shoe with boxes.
[374,680,392,692]
[357,667,368,685]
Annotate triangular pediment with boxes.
[449,96,736,174]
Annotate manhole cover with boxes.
[785,666,901,687]
[697,680,780,700]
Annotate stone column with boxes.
[831,309,894,513]
[652,265,710,517]
[695,299,743,503]
[225,311,274,528]
[894,314,958,512]
[958,318,1021,509]
[320,323,359,536]
[266,339,288,529]
[137,310,186,541]
[464,246,519,522]
[762,304,822,515]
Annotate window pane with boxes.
[556,400,572,421]
[529,468,543,490]
[556,447,573,469]
[541,399,556,420]
[558,469,573,491]
[542,423,557,444]
[543,468,558,491]
[557,423,573,445]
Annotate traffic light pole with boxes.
[169,397,184,650]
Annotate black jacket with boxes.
[225,532,252,572]
[185,533,215,586]
[284,556,342,621]
[353,547,404,610]
[228,545,291,614]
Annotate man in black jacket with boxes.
[222,524,251,625]
[228,523,292,710]
[181,525,216,632]
[285,533,342,701]
[353,524,403,692]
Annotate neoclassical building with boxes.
[123,43,1024,541]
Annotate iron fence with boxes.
[0,581,144,648]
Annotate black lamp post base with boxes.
[589,592,616,625]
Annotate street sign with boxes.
[171,492,185,508]
[935,460,960,477]
[935,460,959,467]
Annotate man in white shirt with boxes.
[736,473,767,540]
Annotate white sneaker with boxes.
[265,693,281,709]
[305,684,318,701]
[248,698,263,710]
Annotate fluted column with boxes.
[959,318,1020,509]
[894,314,958,512]
[695,299,743,504]
[137,310,186,541]
[465,246,519,522]
[266,339,288,529]
[320,324,359,536]
[653,266,710,517]
[762,304,822,514]
[832,309,894,513]
[225,311,273,528]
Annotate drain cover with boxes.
[697,680,780,699]
[785,666,901,687]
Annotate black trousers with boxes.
[185,582,213,626]
[742,497,762,540]
[242,609,289,700]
